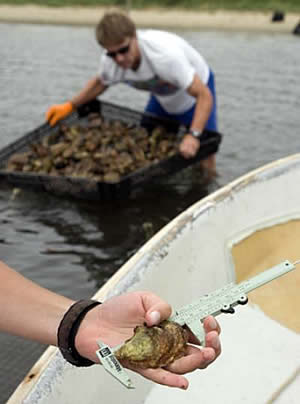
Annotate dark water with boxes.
[1,22,300,402]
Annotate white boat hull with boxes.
[8,154,300,404]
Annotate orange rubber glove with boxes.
[46,101,74,126]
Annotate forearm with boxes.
[190,86,213,133]
[187,74,213,133]
[0,261,74,346]
[71,76,106,108]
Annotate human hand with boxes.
[179,134,200,159]
[46,101,73,126]
[75,291,221,390]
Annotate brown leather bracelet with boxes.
[57,299,101,367]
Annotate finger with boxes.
[203,316,221,335]
[185,316,220,345]
[46,108,58,126]
[166,345,216,374]
[205,330,221,361]
[185,329,221,366]
[187,146,195,158]
[142,292,172,326]
[181,149,191,159]
[190,146,198,158]
[46,108,54,122]
[178,144,186,156]
[133,366,189,390]
[49,115,58,127]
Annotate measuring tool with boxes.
[96,259,298,389]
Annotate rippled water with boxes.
[1,22,300,401]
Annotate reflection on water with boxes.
[1,22,300,402]
[0,165,211,290]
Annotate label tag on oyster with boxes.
[170,260,297,345]
[96,340,134,389]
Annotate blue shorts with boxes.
[144,70,218,132]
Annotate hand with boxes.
[179,134,200,159]
[46,101,73,126]
[75,291,221,390]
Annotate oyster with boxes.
[6,114,178,182]
[114,320,188,369]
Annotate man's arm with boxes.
[0,260,73,346]
[70,76,107,108]
[179,74,213,159]
[187,74,213,133]
[46,76,107,126]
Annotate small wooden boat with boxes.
[8,154,300,404]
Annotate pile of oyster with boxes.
[6,115,178,183]
[115,320,188,368]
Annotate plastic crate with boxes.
[0,100,222,200]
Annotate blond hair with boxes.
[96,12,136,48]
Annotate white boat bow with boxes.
[7,153,300,404]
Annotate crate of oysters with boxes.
[0,100,222,200]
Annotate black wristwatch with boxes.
[189,129,202,139]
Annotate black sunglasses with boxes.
[106,43,130,58]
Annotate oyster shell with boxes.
[114,320,188,369]
[6,114,178,182]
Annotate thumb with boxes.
[48,115,58,127]
[142,292,172,326]
[46,107,54,122]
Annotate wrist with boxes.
[74,307,102,363]
[189,129,202,139]
[66,100,75,111]
[57,299,101,367]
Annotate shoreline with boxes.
[0,5,299,32]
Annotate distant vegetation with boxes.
[1,0,300,12]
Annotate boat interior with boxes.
[233,219,300,333]
[7,155,300,404]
